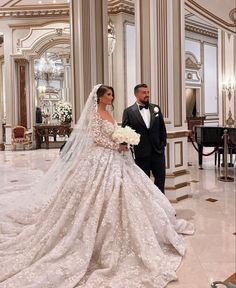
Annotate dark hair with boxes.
[97,85,115,109]
[134,83,148,94]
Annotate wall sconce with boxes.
[222,79,235,101]
[108,18,116,56]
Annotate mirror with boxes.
[34,43,71,125]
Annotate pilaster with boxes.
[70,0,109,122]
[136,0,190,201]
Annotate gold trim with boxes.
[185,53,201,70]
[15,58,28,64]
[174,141,183,168]
[166,182,189,190]
[169,194,189,203]
[108,0,134,15]
[174,169,190,176]
[108,9,134,15]
[166,169,190,178]
[167,131,189,139]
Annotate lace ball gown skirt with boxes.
[0,146,194,288]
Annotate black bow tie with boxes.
[139,104,149,110]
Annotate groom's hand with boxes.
[118,144,129,153]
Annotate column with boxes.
[70,0,109,122]
[61,54,71,102]
[109,13,127,121]
[15,59,29,128]
[0,58,4,150]
[136,0,190,201]
[3,25,15,149]
[218,31,236,127]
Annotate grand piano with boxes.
[194,126,236,168]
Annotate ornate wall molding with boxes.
[185,0,236,35]
[229,8,236,23]
[15,58,28,64]
[108,0,134,15]
[185,52,201,69]
[167,131,190,139]
[0,4,69,18]
[16,23,70,58]
[185,23,218,38]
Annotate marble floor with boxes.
[0,144,235,288]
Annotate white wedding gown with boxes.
[0,113,194,288]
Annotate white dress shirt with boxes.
[137,102,151,129]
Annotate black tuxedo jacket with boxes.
[122,103,167,158]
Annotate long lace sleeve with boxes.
[92,114,119,150]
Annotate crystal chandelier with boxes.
[35,56,64,84]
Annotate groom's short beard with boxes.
[140,97,149,105]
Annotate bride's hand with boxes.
[118,144,129,153]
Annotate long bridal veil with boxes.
[36,83,102,199]
[0,84,102,229]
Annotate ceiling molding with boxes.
[185,21,218,39]
[9,19,69,29]
[185,0,236,35]
[0,3,69,18]
[108,0,134,15]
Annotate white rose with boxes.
[154,106,159,117]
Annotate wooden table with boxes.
[34,124,72,149]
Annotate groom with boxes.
[122,84,167,193]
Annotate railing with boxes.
[211,281,236,288]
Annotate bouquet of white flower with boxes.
[52,101,72,123]
[112,126,140,146]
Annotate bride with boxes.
[0,84,194,288]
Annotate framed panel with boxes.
[124,21,136,107]
[174,141,183,168]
